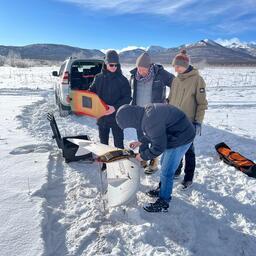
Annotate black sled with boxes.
[47,113,93,163]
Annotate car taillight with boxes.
[62,71,69,84]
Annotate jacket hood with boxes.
[116,104,144,130]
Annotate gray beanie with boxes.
[105,50,120,64]
[116,104,144,130]
[136,52,151,68]
[172,49,190,68]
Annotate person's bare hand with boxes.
[105,105,115,115]
[135,153,143,162]
[129,141,142,149]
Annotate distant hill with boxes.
[1,40,256,65]
[0,44,104,61]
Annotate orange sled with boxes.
[215,142,256,178]
[69,90,109,118]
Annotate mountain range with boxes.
[216,39,256,57]
[1,39,256,65]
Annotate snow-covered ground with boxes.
[0,66,256,256]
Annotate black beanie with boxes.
[105,50,120,64]
[116,104,144,130]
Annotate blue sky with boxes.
[0,0,256,50]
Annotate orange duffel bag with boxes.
[215,142,256,178]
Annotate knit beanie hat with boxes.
[105,50,120,64]
[172,49,190,68]
[136,52,151,69]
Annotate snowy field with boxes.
[0,65,256,256]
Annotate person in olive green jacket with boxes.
[168,49,208,189]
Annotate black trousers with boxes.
[175,143,195,182]
[98,123,124,149]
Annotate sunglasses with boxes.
[109,64,118,67]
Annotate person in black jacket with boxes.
[116,103,195,212]
[130,52,175,174]
[89,50,131,149]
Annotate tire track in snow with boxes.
[35,152,69,256]
[17,90,109,255]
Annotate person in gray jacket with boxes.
[130,52,174,174]
[116,103,195,212]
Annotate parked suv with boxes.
[52,57,104,116]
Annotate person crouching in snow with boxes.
[168,49,208,189]
[89,50,131,149]
[129,52,174,175]
[116,103,195,212]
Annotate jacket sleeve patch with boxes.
[199,88,205,93]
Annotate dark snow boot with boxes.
[143,198,169,213]
[146,188,160,198]
[181,180,193,190]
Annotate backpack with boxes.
[215,142,256,178]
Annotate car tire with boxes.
[55,91,58,104]
[58,101,70,117]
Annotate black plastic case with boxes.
[47,113,93,163]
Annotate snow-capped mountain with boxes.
[147,45,169,53]
[186,39,221,48]
[216,38,256,57]
[215,38,247,48]
[1,39,256,65]
[119,39,256,65]
[183,39,256,65]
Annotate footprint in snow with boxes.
[9,143,53,155]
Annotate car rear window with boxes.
[70,61,103,90]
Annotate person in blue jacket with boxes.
[116,103,195,212]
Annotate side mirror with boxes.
[52,71,58,77]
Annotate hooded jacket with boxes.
[89,65,131,126]
[168,66,208,123]
[116,103,195,160]
[130,64,174,105]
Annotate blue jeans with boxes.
[159,142,192,202]
[175,143,196,182]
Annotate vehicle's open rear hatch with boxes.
[70,60,103,90]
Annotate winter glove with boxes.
[193,122,202,136]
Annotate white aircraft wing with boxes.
[67,138,119,156]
